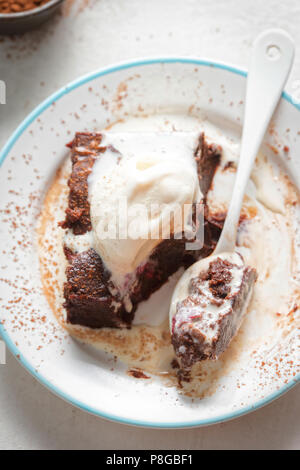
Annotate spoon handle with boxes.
[214,29,294,254]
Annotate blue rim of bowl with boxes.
[0,57,299,428]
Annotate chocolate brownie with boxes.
[61,132,222,329]
[171,256,257,369]
[60,132,105,235]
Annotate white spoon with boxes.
[169,29,295,366]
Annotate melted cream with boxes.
[38,113,300,398]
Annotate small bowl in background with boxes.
[0,0,64,35]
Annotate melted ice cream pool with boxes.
[39,114,300,403]
[62,114,296,329]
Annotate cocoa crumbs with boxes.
[0,0,51,14]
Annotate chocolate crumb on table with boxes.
[127,369,150,379]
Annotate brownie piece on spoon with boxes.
[170,253,257,369]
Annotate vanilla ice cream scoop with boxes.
[88,132,203,291]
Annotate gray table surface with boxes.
[0,0,299,450]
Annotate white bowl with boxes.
[0,58,299,428]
